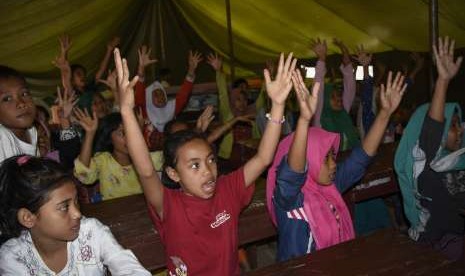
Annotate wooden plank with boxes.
[247,229,463,275]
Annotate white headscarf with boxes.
[145,81,176,132]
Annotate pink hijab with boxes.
[266,127,355,250]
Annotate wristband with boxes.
[266,113,285,124]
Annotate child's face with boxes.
[329,90,343,111]
[111,124,128,154]
[317,148,337,185]
[233,92,248,113]
[72,68,86,90]
[167,138,218,199]
[92,94,108,119]
[29,181,81,243]
[0,77,36,135]
[152,89,167,108]
[446,114,463,151]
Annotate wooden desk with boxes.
[247,229,465,275]
[81,180,276,272]
[342,142,399,217]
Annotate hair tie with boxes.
[17,155,31,166]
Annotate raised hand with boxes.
[52,35,72,70]
[74,107,98,133]
[188,50,203,76]
[138,45,157,68]
[353,44,372,66]
[114,48,139,111]
[310,38,327,61]
[196,105,215,132]
[107,36,121,51]
[56,86,78,119]
[264,53,297,106]
[207,52,222,71]
[379,71,407,116]
[291,69,320,121]
[333,38,351,65]
[58,35,72,55]
[98,69,117,91]
[433,36,463,80]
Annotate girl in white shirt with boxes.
[0,66,39,162]
[0,155,150,275]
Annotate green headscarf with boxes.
[394,103,465,230]
[320,83,359,151]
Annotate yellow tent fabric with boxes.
[1,0,465,97]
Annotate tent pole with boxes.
[225,0,235,81]
[429,0,438,96]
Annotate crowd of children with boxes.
[0,30,464,275]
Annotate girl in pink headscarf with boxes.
[267,70,407,261]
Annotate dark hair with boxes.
[0,65,26,83]
[232,78,248,89]
[164,119,189,135]
[93,112,122,153]
[162,129,210,189]
[0,155,73,245]
[35,105,50,121]
[70,64,87,76]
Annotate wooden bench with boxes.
[81,179,276,272]
[342,142,400,217]
[247,228,465,275]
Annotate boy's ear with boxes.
[17,208,37,229]
[165,166,180,183]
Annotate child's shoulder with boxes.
[0,231,32,266]
[78,216,107,233]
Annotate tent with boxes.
[1,0,465,98]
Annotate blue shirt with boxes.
[273,146,373,261]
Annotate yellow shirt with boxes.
[74,151,163,201]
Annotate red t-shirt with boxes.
[149,167,254,275]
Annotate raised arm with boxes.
[288,70,320,172]
[136,45,158,81]
[74,107,98,167]
[310,38,327,127]
[243,53,297,186]
[95,36,120,81]
[174,50,202,114]
[115,48,164,218]
[52,35,73,95]
[207,53,234,122]
[362,71,407,156]
[429,37,463,122]
[335,39,356,112]
[207,114,254,144]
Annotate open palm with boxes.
[379,71,407,115]
[264,53,297,106]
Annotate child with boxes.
[395,37,465,260]
[135,47,202,151]
[116,48,296,275]
[311,38,359,151]
[0,65,38,162]
[0,155,150,275]
[73,110,163,201]
[267,69,406,261]
[206,53,260,161]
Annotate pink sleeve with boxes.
[311,60,326,127]
[340,63,356,113]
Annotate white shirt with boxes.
[0,217,150,276]
[0,124,38,162]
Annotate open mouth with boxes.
[202,179,216,194]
